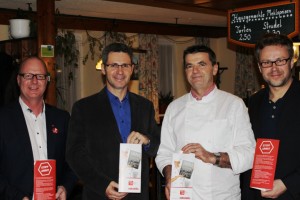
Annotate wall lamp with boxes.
[96,59,103,70]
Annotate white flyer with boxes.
[170,153,195,200]
[118,143,142,193]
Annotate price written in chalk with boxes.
[228,1,299,47]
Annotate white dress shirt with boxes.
[19,97,48,161]
[155,87,256,200]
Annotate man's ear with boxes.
[47,72,51,83]
[213,63,219,76]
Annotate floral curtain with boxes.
[234,46,260,98]
[138,34,160,123]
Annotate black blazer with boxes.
[0,100,77,199]
[66,88,160,200]
[242,78,300,200]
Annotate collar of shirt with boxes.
[190,83,216,101]
[19,97,45,115]
[106,88,131,143]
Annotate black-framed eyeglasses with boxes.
[259,57,291,68]
[105,63,133,69]
[18,73,49,80]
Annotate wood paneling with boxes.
[0,8,227,37]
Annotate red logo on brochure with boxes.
[128,181,134,186]
[180,190,185,195]
[38,162,52,176]
[259,140,274,154]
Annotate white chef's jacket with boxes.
[155,87,256,200]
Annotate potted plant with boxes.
[159,91,174,114]
[9,6,35,39]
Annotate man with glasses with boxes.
[242,34,300,200]
[0,56,77,199]
[66,42,160,199]
[155,45,256,199]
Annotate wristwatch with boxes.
[213,152,221,166]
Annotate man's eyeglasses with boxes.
[259,57,291,68]
[105,63,133,69]
[19,73,49,80]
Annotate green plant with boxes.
[55,30,79,70]
[15,8,29,19]
[55,30,79,108]
[159,91,174,106]
[159,91,174,114]
[82,31,134,65]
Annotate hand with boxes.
[261,179,287,199]
[56,185,67,200]
[22,197,30,200]
[105,181,128,200]
[163,165,172,200]
[181,143,215,164]
[127,131,150,145]
[165,181,171,200]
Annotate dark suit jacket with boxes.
[0,100,77,199]
[66,88,160,200]
[242,78,300,200]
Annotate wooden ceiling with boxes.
[106,0,286,16]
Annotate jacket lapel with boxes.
[14,101,35,163]
[99,89,123,143]
[45,105,55,159]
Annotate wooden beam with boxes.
[0,8,227,37]
[56,14,227,38]
[0,8,35,25]
[36,0,57,106]
[105,0,226,16]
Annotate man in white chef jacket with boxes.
[155,45,256,200]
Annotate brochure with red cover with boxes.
[250,138,280,191]
[34,160,56,200]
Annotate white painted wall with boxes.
[0,25,9,41]
[76,30,104,99]
[210,37,236,93]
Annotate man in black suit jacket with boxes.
[242,34,300,199]
[0,56,77,199]
[66,43,160,200]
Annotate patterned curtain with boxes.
[234,46,260,98]
[195,37,210,46]
[138,34,160,123]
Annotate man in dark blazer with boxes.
[242,34,300,199]
[0,56,77,199]
[66,43,160,200]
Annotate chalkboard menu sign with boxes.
[228,0,299,47]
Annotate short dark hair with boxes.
[183,45,217,68]
[255,33,294,62]
[101,43,133,65]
